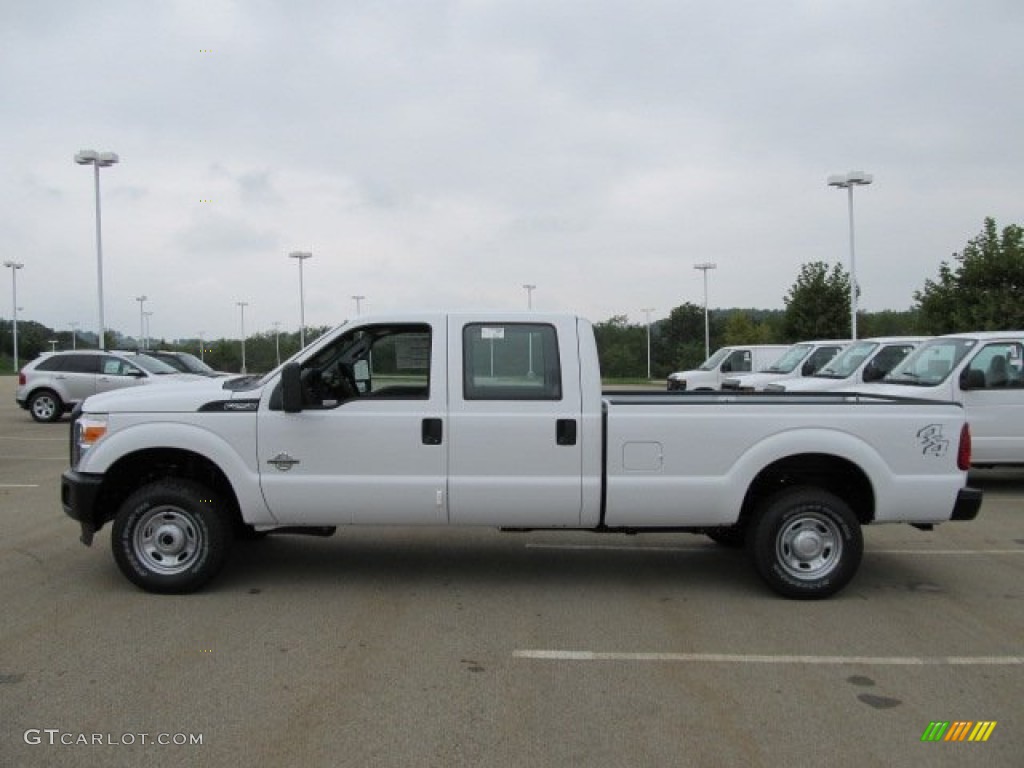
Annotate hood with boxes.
[724,372,787,388]
[771,376,849,393]
[835,380,949,401]
[81,375,268,413]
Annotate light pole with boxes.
[4,261,24,371]
[289,251,312,347]
[143,311,153,347]
[135,295,147,349]
[827,171,873,340]
[74,149,118,350]
[48,339,58,352]
[272,321,281,367]
[641,307,655,381]
[352,295,365,315]
[70,321,79,350]
[522,284,536,377]
[694,262,717,360]
[198,331,205,362]
[237,301,249,374]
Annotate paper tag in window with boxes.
[481,327,505,340]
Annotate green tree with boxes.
[722,312,773,345]
[782,262,851,340]
[593,315,647,378]
[915,218,1024,333]
[656,302,706,373]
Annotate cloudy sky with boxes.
[2,0,1021,341]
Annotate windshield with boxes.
[173,352,217,375]
[884,338,975,386]
[765,344,811,373]
[131,354,182,375]
[813,341,877,379]
[698,348,731,371]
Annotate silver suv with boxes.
[16,350,200,422]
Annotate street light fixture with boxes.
[48,339,58,352]
[272,321,281,366]
[289,251,312,347]
[69,321,80,350]
[352,295,365,315]
[522,284,536,310]
[4,261,24,371]
[143,311,153,347]
[197,331,205,362]
[827,170,873,340]
[237,301,249,374]
[694,262,717,360]
[641,307,655,381]
[75,149,119,350]
[522,284,537,377]
[135,295,147,349]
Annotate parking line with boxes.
[525,543,1024,556]
[0,435,65,441]
[0,484,41,488]
[513,650,1024,665]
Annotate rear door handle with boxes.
[422,418,443,445]
[556,418,577,446]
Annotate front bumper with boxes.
[951,486,983,521]
[61,469,105,545]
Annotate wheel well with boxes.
[738,453,874,527]
[94,448,243,530]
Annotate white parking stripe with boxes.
[0,484,41,488]
[513,650,1024,665]
[0,436,65,441]
[525,543,1024,556]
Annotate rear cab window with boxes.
[462,323,562,400]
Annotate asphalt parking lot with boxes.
[0,376,1021,768]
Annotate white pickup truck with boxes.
[845,331,1024,466]
[61,313,981,599]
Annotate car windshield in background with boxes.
[765,344,811,373]
[130,355,182,375]
[884,338,975,386]
[173,352,217,375]
[814,341,878,379]
[697,347,730,371]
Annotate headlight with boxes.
[73,413,108,467]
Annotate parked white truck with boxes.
[721,340,848,391]
[61,313,980,599]
[766,338,926,393]
[843,331,1024,466]
[666,344,790,391]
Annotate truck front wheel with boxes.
[748,487,862,599]
[112,480,233,593]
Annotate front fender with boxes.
[80,419,275,525]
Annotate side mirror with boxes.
[126,368,146,378]
[281,362,303,413]
[801,360,817,376]
[720,360,732,373]
[960,368,985,391]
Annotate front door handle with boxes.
[422,418,443,445]
[556,418,577,446]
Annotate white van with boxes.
[666,345,790,391]
[766,337,927,392]
[845,331,1024,466]
[721,340,849,392]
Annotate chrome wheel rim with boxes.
[32,396,57,420]
[133,506,203,575]
[776,511,842,581]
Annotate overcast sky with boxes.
[2,0,1021,341]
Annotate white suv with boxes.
[16,350,201,422]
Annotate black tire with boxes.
[111,479,233,593]
[705,525,746,548]
[28,389,63,423]
[747,487,863,600]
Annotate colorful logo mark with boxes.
[921,721,997,742]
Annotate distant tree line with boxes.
[2,218,1020,378]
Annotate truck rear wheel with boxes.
[112,479,233,593]
[748,487,862,599]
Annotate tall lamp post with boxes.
[352,295,365,315]
[135,295,147,349]
[522,284,536,377]
[289,251,312,347]
[4,261,23,371]
[694,262,717,360]
[74,149,119,350]
[237,301,249,374]
[197,331,205,362]
[70,321,79,350]
[272,321,281,367]
[143,311,153,347]
[641,307,655,381]
[827,171,873,340]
